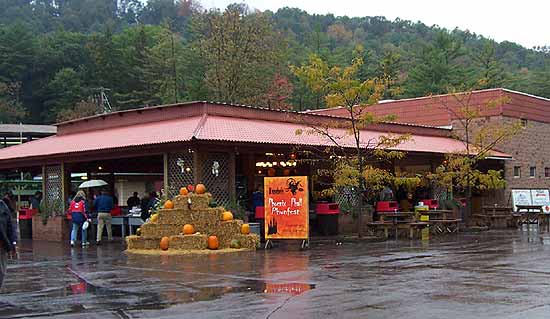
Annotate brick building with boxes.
[308,88,550,206]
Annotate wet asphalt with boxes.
[1,227,550,318]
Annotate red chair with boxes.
[420,199,439,209]
[315,203,340,215]
[376,201,399,212]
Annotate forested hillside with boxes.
[1,0,549,124]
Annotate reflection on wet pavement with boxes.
[3,230,550,318]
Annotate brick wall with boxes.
[32,215,70,242]
[499,117,550,198]
[451,116,550,206]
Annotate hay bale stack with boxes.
[190,208,223,232]
[173,195,190,210]
[141,223,181,238]
[169,234,208,250]
[235,234,260,250]
[215,220,244,248]
[158,208,193,224]
[126,235,160,250]
[188,193,212,210]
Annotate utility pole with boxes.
[92,87,112,113]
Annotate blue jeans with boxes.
[71,222,87,243]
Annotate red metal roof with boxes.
[0,116,201,161]
[0,111,510,167]
[306,88,550,125]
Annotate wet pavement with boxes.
[2,228,550,318]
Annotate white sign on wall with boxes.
[512,189,532,212]
[531,189,550,206]
[511,189,550,212]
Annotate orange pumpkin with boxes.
[160,236,170,250]
[164,200,174,209]
[222,211,233,221]
[208,235,219,250]
[241,223,250,234]
[179,187,189,196]
[195,183,206,194]
[183,224,195,235]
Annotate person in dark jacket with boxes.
[69,191,90,248]
[94,190,114,244]
[127,192,140,208]
[140,193,150,221]
[2,192,17,245]
[0,199,15,289]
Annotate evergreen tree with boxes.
[405,32,466,96]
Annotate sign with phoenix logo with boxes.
[264,176,309,239]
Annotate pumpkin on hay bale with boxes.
[160,236,170,250]
[208,235,219,250]
[183,224,195,235]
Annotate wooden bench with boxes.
[368,221,429,239]
[428,219,461,234]
[367,222,393,239]
[472,214,512,229]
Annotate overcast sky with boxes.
[203,0,549,49]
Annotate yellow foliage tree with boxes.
[293,53,408,236]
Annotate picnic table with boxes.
[370,212,427,239]
[515,205,543,225]
[473,206,514,229]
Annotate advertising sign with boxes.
[531,189,550,206]
[264,176,309,239]
[512,189,532,211]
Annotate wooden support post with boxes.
[42,165,46,202]
[60,163,66,210]
[163,152,169,197]
[229,151,236,201]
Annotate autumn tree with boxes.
[427,90,522,223]
[293,54,408,237]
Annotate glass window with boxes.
[530,166,536,178]
[521,119,528,128]
[545,167,550,178]
[514,166,521,178]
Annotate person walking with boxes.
[0,199,15,289]
[94,190,114,245]
[2,192,17,246]
[69,191,90,248]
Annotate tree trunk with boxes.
[357,159,365,238]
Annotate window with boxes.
[521,118,528,128]
[514,166,521,178]
[530,166,536,178]
[545,167,550,178]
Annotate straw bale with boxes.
[173,195,190,210]
[215,220,244,248]
[141,223,181,238]
[235,234,260,250]
[186,208,220,232]
[188,193,212,210]
[126,235,160,250]
[158,209,193,225]
[169,234,208,250]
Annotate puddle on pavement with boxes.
[0,276,315,318]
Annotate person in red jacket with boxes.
[69,191,90,248]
